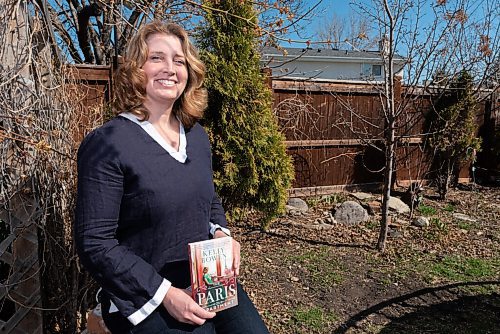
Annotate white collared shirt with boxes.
[119,112,187,163]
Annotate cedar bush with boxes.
[428,70,481,199]
[197,0,294,228]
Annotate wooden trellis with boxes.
[0,183,43,333]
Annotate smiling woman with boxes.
[75,20,269,334]
[142,34,188,117]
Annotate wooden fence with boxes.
[70,66,498,197]
[272,78,497,196]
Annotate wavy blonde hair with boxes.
[113,21,207,128]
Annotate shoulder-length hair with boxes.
[113,21,207,128]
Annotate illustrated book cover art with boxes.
[188,236,238,312]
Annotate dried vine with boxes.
[1,2,103,332]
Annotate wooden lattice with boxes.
[0,183,43,333]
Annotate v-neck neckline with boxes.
[119,112,187,163]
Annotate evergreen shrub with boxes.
[197,0,294,228]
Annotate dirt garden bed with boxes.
[234,185,500,334]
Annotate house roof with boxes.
[261,46,406,63]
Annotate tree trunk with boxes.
[377,0,395,252]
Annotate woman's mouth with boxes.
[157,79,176,87]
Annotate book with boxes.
[188,236,238,312]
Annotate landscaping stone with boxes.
[387,196,411,214]
[334,201,369,225]
[365,201,382,215]
[453,213,477,223]
[287,198,308,213]
[412,216,430,228]
[351,192,374,200]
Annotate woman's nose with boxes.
[162,60,175,75]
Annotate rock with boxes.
[285,205,300,216]
[351,192,374,200]
[412,216,430,228]
[287,198,308,213]
[365,201,382,215]
[387,196,410,214]
[452,213,477,223]
[334,201,369,225]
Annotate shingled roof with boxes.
[262,46,406,62]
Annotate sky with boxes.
[284,0,358,47]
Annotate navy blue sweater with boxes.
[75,116,227,319]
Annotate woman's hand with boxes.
[162,286,215,325]
[213,230,241,276]
[86,305,111,334]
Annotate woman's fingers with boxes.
[163,286,215,325]
[232,238,241,275]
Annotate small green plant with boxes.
[444,203,456,212]
[305,196,321,208]
[431,217,447,232]
[290,306,337,331]
[418,204,437,216]
[320,193,347,206]
[456,220,473,230]
[424,229,441,241]
[365,220,379,230]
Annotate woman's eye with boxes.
[175,59,185,65]
[150,55,162,61]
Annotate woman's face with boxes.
[142,33,188,107]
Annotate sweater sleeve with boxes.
[209,192,228,228]
[74,130,169,325]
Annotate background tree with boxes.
[197,0,294,228]
[40,0,319,65]
[332,0,499,251]
[428,70,481,199]
[317,11,375,50]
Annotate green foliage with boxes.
[443,203,455,212]
[418,204,437,216]
[428,70,481,199]
[456,220,472,230]
[197,0,294,228]
[431,217,447,232]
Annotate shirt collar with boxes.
[119,112,187,163]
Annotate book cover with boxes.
[188,237,238,312]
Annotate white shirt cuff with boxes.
[126,279,171,325]
[209,222,231,237]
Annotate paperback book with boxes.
[188,237,238,312]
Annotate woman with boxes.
[75,21,269,334]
